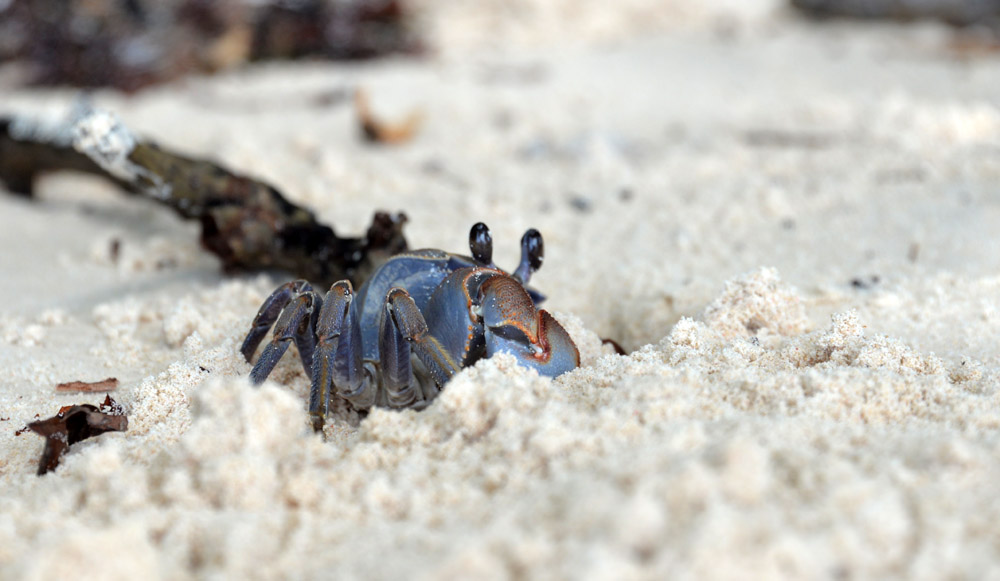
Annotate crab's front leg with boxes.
[381,288,447,407]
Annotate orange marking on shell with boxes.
[531,311,552,362]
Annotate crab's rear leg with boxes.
[240,280,314,362]
[248,291,321,385]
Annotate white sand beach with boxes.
[2,1,1000,578]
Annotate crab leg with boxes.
[378,288,444,409]
[248,292,319,385]
[378,293,416,407]
[240,280,314,362]
[385,288,461,388]
[311,282,372,422]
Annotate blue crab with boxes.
[240,223,579,427]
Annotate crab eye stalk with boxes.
[513,228,544,284]
[469,222,494,267]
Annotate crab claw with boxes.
[480,276,579,377]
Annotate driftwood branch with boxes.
[0,107,408,287]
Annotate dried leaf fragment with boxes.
[55,377,119,393]
[355,89,423,144]
[28,395,128,475]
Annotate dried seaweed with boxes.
[28,395,128,475]
[55,377,119,393]
[0,107,409,287]
[0,0,421,92]
[791,0,1000,28]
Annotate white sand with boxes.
[3,1,1000,578]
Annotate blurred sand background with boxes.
[2,0,1000,578]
